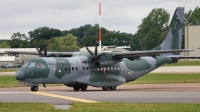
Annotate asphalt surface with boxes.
[0,84,200,104]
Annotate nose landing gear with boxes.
[31,86,38,92]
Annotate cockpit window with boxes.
[27,62,36,68]
[22,62,30,67]
[35,62,46,68]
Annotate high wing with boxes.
[5,51,74,57]
[113,49,193,59]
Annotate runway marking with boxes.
[30,92,99,103]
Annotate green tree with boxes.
[28,27,61,40]
[20,40,31,48]
[184,6,200,25]
[0,41,11,48]
[11,32,27,40]
[47,34,78,52]
[10,32,28,48]
[130,34,141,51]
[136,8,170,50]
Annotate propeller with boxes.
[85,40,107,74]
[34,40,49,57]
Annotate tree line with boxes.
[0,6,199,51]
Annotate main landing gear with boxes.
[102,86,117,91]
[31,86,38,92]
[73,85,88,91]
[72,85,117,91]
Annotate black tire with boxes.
[102,86,109,91]
[81,86,87,91]
[109,86,117,90]
[31,86,38,92]
[73,86,80,91]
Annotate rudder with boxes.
[152,7,184,55]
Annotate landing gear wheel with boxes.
[109,86,117,90]
[102,86,109,91]
[81,86,87,91]
[31,86,38,92]
[73,86,80,91]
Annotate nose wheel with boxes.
[31,86,38,92]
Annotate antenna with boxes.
[99,0,102,52]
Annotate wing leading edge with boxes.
[113,49,194,59]
[5,51,74,57]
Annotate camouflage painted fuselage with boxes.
[16,52,171,87]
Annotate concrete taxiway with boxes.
[0,83,200,104]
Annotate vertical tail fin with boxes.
[152,7,184,55]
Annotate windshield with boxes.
[22,62,30,67]
[27,62,36,68]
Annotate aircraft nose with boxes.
[15,71,25,81]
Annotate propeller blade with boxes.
[44,47,47,57]
[44,40,48,57]
[34,43,44,57]
[95,40,98,56]
[85,44,94,56]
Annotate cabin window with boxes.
[72,67,74,70]
[40,63,46,68]
[76,67,78,70]
[118,67,120,71]
[110,67,113,71]
[107,67,110,71]
[86,67,88,70]
[83,67,85,70]
[35,62,46,68]
[65,68,67,70]
[68,68,71,70]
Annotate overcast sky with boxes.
[0,0,199,39]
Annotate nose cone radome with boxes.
[15,71,25,81]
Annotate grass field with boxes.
[0,102,200,112]
[127,73,200,84]
[1,73,200,87]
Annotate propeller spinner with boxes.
[85,40,107,74]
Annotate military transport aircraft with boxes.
[9,7,198,92]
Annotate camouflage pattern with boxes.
[16,55,173,87]
[15,7,187,91]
